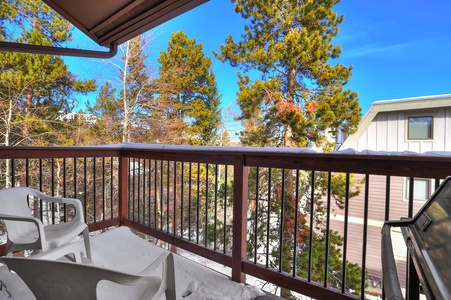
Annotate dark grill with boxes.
[382,176,451,299]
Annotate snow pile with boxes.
[336,148,451,157]
[81,227,265,300]
[1,227,265,299]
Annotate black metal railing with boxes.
[127,158,233,254]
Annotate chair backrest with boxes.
[2,253,175,300]
[0,187,40,242]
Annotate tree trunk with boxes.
[280,67,297,299]
[5,99,13,187]
[122,41,130,143]
[56,160,62,222]
[22,92,33,146]
[280,169,296,299]
[283,67,297,148]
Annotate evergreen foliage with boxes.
[86,82,123,144]
[153,31,221,145]
[217,0,364,297]
[216,0,361,148]
[0,0,96,147]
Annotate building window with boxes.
[407,116,433,140]
[405,178,431,202]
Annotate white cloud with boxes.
[342,41,414,59]
[341,36,451,60]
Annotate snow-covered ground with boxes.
[0,227,264,300]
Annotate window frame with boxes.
[404,177,433,202]
[406,115,434,141]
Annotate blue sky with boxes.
[66,0,451,131]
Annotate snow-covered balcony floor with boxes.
[0,227,271,300]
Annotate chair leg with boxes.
[165,253,176,300]
[82,227,92,260]
[5,241,12,257]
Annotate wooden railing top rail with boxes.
[0,145,122,159]
[0,143,450,178]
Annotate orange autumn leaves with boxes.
[259,88,318,120]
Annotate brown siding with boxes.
[330,174,428,287]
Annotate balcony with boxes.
[1,143,449,299]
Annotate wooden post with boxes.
[118,155,129,224]
[232,155,248,283]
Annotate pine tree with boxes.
[86,82,123,144]
[153,31,221,145]
[0,0,96,148]
[190,74,221,145]
[0,0,96,189]
[216,0,360,148]
[217,0,363,297]
[120,36,153,143]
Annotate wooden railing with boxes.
[1,144,451,299]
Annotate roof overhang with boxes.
[0,0,208,58]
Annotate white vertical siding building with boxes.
[332,94,451,289]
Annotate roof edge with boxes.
[341,94,451,149]
[0,41,118,58]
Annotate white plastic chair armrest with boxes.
[0,214,47,248]
[136,252,170,277]
[30,189,63,204]
[29,243,83,263]
[31,190,84,223]
[0,213,40,224]
[0,214,45,233]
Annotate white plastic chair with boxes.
[0,187,91,260]
[1,243,176,300]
